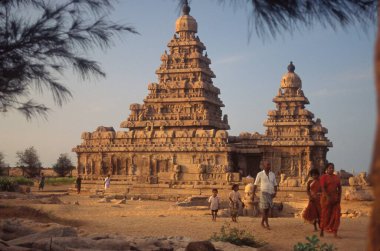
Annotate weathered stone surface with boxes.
[348,172,370,186]
[0,242,32,251]
[176,196,209,207]
[280,176,300,187]
[243,183,259,216]
[2,217,268,251]
[0,218,35,241]
[38,195,64,204]
[344,186,374,201]
[212,241,262,251]
[116,198,127,204]
[97,197,111,203]
[185,241,216,251]
[32,237,133,251]
[7,226,78,247]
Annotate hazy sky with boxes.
[0,0,376,173]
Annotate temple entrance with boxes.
[245,154,262,178]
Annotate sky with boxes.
[0,0,376,174]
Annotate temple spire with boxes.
[288,61,295,73]
[182,0,190,15]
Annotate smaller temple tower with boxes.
[257,62,332,183]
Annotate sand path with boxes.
[0,185,371,251]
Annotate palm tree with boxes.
[185,0,377,249]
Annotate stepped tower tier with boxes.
[120,1,229,131]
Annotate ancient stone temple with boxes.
[73,2,332,190]
[73,2,236,185]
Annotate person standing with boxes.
[208,188,220,221]
[320,163,342,238]
[229,184,243,222]
[253,161,278,230]
[76,175,83,194]
[104,174,111,191]
[38,173,45,191]
[302,169,322,231]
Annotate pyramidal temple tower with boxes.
[120,2,229,131]
[73,1,236,185]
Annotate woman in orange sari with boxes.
[320,163,342,238]
[302,168,321,231]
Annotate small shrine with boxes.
[73,1,332,189]
[230,62,332,186]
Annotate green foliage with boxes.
[16,146,42,177]
[210,223,266,248]
[53,153,75,177]
[294,235,337,251]
[45,177,75,186]
[0,176,34,191]
[0,0,138,119]
[0,152,6,176]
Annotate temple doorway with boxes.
[245,154,262,178]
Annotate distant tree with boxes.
[0,0,137,119]
[53,153,74,177]
[16,146,41,177]
[0,152,6,176]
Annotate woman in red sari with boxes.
[320,163,342,238]
[302,168,321,231]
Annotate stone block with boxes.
[242,177,254,184]
[344,186,374,201]
[186,241,216,251]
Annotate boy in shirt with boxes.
[208,188,220,221]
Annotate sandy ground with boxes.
[0,184,373,251]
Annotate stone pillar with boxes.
[109,155,113,175]
[298,152,302,178]
[77,154,81,176]
[84,155,89,178]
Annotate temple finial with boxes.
[182,0,190,15]
[288,61,295,73]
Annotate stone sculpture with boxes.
[349,172,370,187]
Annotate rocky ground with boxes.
[0,184,373,251]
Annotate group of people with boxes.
[37,173,111,195]
[302,162,342,238]
[74,174,111,194]
[208,161,277,229]
[208,161,342,238]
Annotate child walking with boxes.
[208,188,220,221]
[229,184,243,222]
